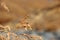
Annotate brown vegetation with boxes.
[0,0,60,40]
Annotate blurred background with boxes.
[0,0,60,40]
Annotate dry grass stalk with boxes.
[19,34,31,40]
[31,35,43,40]
[1,2,9,12]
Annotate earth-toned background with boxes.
[0,0,60,40]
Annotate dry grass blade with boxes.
[19,34,31,40]
[1,2,9,12]
[31,35,43,40]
